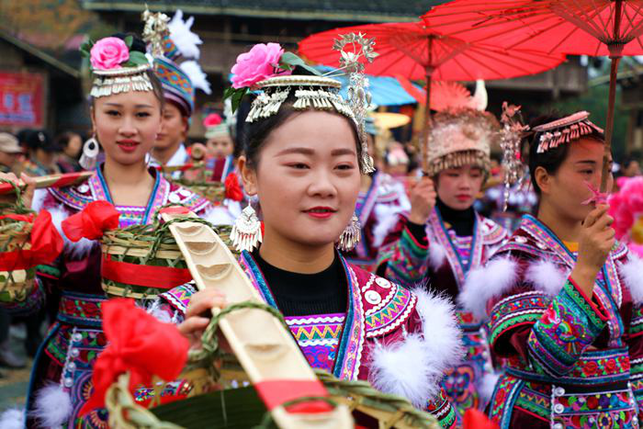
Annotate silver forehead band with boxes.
[533,111,604,153]
[90,64,154,98]
[246,76,354,123]
[246,75,373,174]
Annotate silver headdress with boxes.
[89,64,153,99]
[499,102,529,211]
[533,111,604,153]
[141,9,170,59]
[242,34,378,174]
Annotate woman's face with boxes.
[436,164,484,210]
[241,111,361,249]
[66,134,82,158]
[537,138,613,223]
[207,135,234,159]
[92,91,162,166]
[156,102,187,151]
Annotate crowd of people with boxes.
[0,8,643,429]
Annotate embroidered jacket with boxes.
[462,215,643,428]
[342,172,410,271]
[5,167,216,428]
[378,207,506,415]
[160,251,464,428]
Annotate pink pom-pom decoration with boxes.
[609,176,643,241]
[203,113,223,128]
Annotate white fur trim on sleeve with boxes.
[0,408,24,429]
[525,259,569,296]
[372,205,404,249]
[204,205,235,226]
[31,188,48,212]
[459,256,519,319]
[621,254,643,304]
[49,204,96,260]
[30,383,71,428]
[369,334,443,408]
[369,288,464,408]
[428,243,447,271]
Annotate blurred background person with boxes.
[55,131,83,173]
[203,112,235,182]
[0,133,24,174]
[22,130,60,176]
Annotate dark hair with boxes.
[90,33,165,110]
[55,131,81,149]
[241,90,361,170]
[526,112,605,195]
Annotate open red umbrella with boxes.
[423,0,643,190]
[298,21,566,172]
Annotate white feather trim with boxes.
[369,334,443,408]
[30,383,71,428]
[372,205,403,249]
[525,259,568,296]
[621,254,643,304]
[32,188,48,212]
[144,299,173,323]
[428,243,447,271]
[168,10,202,60]
[459,256,519,319]
[204,206,234,226]
[478,371,500,406]
[0,408,24,429]
[413,287,465,371]
[180,61,211,95]
[48,204,96,260]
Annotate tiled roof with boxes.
[81,0,450,22]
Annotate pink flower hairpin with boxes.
[581,180,608,206]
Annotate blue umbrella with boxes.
[228,69,420,107]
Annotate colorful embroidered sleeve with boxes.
[0,276,45,316]
[379,218,430,289]
[627,302,643,417]
[527,278,608,376]
[426,386,458,428]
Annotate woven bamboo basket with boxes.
[0,179,36,302]
[164,165,226,204]
[100,216,235,300]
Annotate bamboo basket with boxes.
[163,164,226,204]
[0,179,37,302]
[99,212,235,300]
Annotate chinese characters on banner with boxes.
[0,72,44,128]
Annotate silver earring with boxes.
[337,214,361,251]
[79,135,100,170]
[231,203,262,252]
[145,152,151,166]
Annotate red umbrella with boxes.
[423,0,643,190]
[298,21,565,172]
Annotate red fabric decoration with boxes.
[224,172,243,202]
[79,299,189,416]
[203,113,223,127]
[62,201,120,241]
[0,210,64,270]
[159,206,191,215]
[463,409,499,429]
[254,380,332,413]
[101,255,193,289]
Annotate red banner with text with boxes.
[0,72,44,128]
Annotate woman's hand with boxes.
[571,204,615,296]
[0,172,36,209]
[408,177,437,225]
[178,288,228,350]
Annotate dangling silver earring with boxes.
[231,202,262,252]
[145,152,151,166]
[337,214,361,251]
[79,135,100,170]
